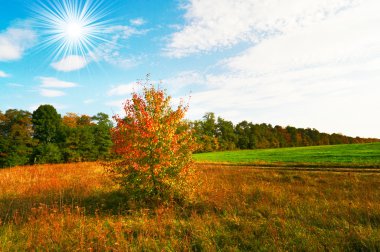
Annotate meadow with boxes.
[194,142,380,168]
[1,162,380,251]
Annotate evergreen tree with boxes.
[92,113,113,160]
[32,105,61,144]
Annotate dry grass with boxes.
[1,162,380,251]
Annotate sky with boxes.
[0,0,379,138]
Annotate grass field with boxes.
[1,162,380,250]
[194,142,380,168]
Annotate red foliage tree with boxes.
[109,82,196,199]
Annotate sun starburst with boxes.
[33,0,111,60]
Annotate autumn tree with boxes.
[62,112,80,128]
[109,82,196,201]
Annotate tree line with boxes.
[192,112,379,152]
[1,106,378,168]
[0,105,113,168]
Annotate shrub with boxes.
[108,80,197,203]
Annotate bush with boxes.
[108,81,197,203]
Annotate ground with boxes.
[1,162,379,251]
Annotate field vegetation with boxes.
[1,162,380,251]
[1,85,379,250]
[194,142,380,168]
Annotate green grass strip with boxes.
[193,142,380,168]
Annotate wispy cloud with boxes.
[0,26,36,61]
[7,83,23,87]
[40,89,66,97]
[83,99,96,104]
[107,83,136,96]
[130,18,146,26]
[29,103,67,111]
[165,0,356,57]
[162,71,206,93]
[39,77,78,88]
[37,77,78,98]
[104,25,146,39]
[105,99,125,107]
[0,70,9,78]
[90,25,147,69]
[51,55,89,72]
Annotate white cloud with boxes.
[91,42,137,69]
[187,62,380,138]
[90,25,147,69]
[29,103,67,111]
[169,0,380,138]
[37,77,77,98]
[39,77,78,88]
[130,18,146,26]
[106,57,137,69]
[0,70,9,78]
[0,27,36,61]
[166,0,357,57]
[163,71,205,91]
[105,25,145,39]
[40,89,66,97]
[83,99,95,104]
[105,99,125,107]
[224,2,380,75]
[107,83,136,96]
[51,55,89,72]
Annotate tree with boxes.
[62,112,80,128]
[191,112,219,152]
[60,112,113,162]
[61,126,81,162]
[92,113,113,160]
[32,143,63,164]
[109,82,196,200]
[32,105,61,144]
[31,105,63,164]
[235,121,251,149]
[202,112,217,137]
[77,126,96,161]
[216,117,237,150]
[0,110,36,167]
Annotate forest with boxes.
[0,106,378,168]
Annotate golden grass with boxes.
[1,163,380,251]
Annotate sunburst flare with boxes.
[33,0,111,60]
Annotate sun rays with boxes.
[33,0,111,61]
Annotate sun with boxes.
[33,0,110,59]
[65,21,85,42]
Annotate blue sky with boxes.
[1,0,379,138]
